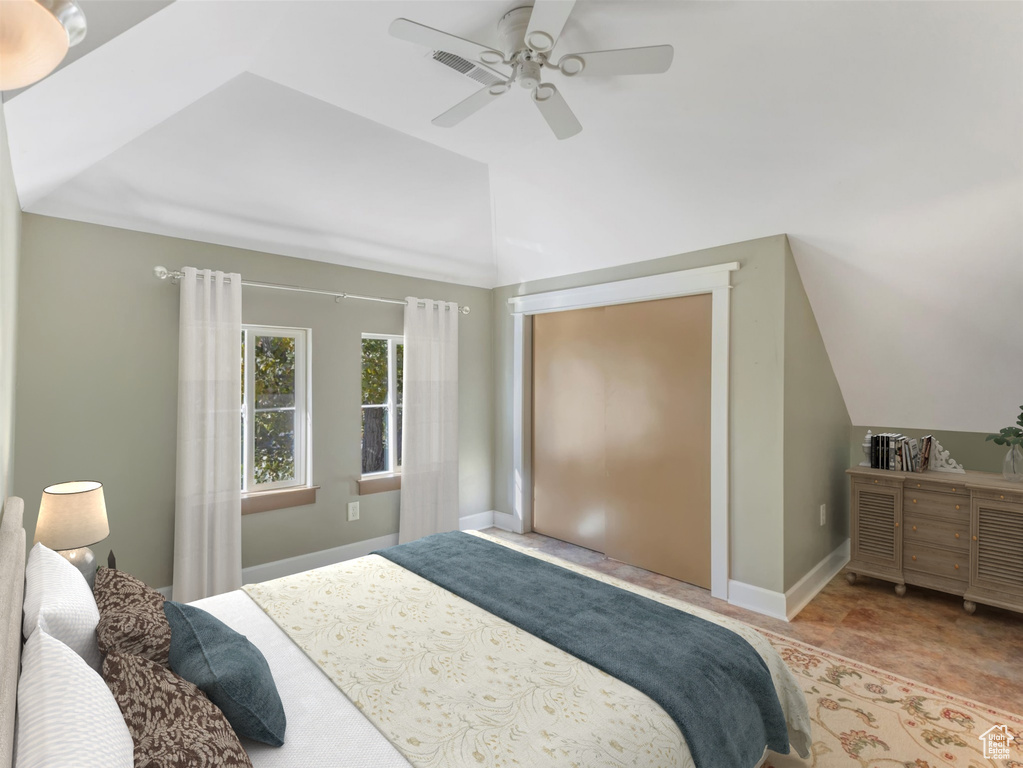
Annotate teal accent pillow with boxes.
[163,601,286,746]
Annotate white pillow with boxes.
[16,629,134,768]
[22,543,102,671]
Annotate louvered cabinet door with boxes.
[851,482,903,570]
[970,498,1023,601]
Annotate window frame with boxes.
[242,324,312,494]
[361,333,403,479]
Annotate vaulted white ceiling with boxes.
[4,0,1021,432]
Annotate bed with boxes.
[1,495,812,768]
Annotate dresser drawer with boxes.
[904,543,968,582]
[971,488,1023,506]
[905,478,969,496]
[903,490,969,521]
[904,513,969,552]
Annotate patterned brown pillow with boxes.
[102,652,253,768]
[94,567,172,665]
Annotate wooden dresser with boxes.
[846,468,1023,614]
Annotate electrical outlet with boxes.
[819,503,827,526]
[347,501,360,522]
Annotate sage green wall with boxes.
[493,235,791,592]
[849,426,1005,474]
[782,240,851,591]
[13,215,493,588]
[0,107,20,513]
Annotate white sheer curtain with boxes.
[172,268,242,602]
[399,297,459,544]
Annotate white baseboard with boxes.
[728,538,851,622]
[157,533,399,597]
[160,515,500,597]
[727,580,788,621]
[459,510,495,530]
[783,538,850,620]
[492,511,524,533]
[242,533,399,584]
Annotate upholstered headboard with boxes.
[0,496,25,768]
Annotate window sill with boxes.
[242,485,319,515]
[358,474,401,496]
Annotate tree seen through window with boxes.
[361,337,402,474]
[242,328,306,491]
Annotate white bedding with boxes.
[196,532,810,768]
[193,590,411,768]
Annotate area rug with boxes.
[760,629,1022,768]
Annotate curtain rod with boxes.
[153,266,469,314]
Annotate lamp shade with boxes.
[0,0,87,91]
[34,481,109,551]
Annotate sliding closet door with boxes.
[532,307,607,552]
[531,295,713,587]
[603,295,712,588]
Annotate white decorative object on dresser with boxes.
[860,429,873,467]
[928,438,966,474]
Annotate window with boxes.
[241,326,311,493]
[361,334,403,476]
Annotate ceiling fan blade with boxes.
[532,83,582,140]
[390,18,505,65]
[524,0,576,53]
[433,83,510,128]
[557,45,674,77]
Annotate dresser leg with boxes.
[845,572,857,585]
[963,600,977,615]
[894,584,906,597]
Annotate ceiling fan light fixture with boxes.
[0,0,86,91]
[519,59,541,89]
[479,50,504,65]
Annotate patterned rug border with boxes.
[755,625,1023,723]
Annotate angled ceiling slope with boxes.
[28,73,495,285]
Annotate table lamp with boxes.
[34,481,109,588]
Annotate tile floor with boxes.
[483,528,1023,714]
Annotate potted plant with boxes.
[987,405,1023,482]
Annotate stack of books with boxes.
[871,433,931,472]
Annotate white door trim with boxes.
[510,314,532,535]
[508,261,738,599]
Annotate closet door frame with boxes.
[507,262,739,601]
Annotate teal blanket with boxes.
[376,532,790,768]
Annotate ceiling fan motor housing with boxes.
[499,6,533,55]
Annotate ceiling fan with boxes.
[389,1,674,140]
